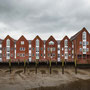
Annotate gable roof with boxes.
[46,35,57,42]
[3,35,15,42]
[70,27,88,41]
[17,35,28,42]
[32,35,43,41]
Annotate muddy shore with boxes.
[0,66,90,90]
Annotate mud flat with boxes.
[0,67,90,90]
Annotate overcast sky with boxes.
[0,0,90,40]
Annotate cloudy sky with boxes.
[0,0,90,40]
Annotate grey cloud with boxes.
[0,0,90,39]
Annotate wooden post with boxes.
[49,60,52,74]
[35,60,38,74]
[75,59,77,74]
[24,59,26,73]
[18,59,19,66]
[62,59,64,74]
[9,59,11,74]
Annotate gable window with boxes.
[6,39,10,46]
[64,39,68,47]
[21,41,24,45]
[36,39,39,46]
[82,31,86,40]
[49,41,54,45]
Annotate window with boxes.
[72,55,74,58]
[47,48,50,51]
[20,53,25,57]
[6,53,10,59]
[52,53,55,57]
[69,54,71,57]
[11,48,13,51]
[7,47,10,52]
[21,41,24,45]
[79,41,82,45]
[62,48,64,51]
[36,47,39,52]
[6,39,10,46]
[52,47,55,51]
[41,48,43,51]
[3,48,5,51]
[32,54,34,56]
[11,54,13,57]
[65,53,68,59]
[32,48,34,50]
[64,39,68,46]
[83,48,86,53]
[17,53,20,56]
[36,39,39,59]
[62,54,63,57]
[0,54,2,58]
[82,31,86,40]
[3,54,5,57]
[49,41,54,45]
[36,39,39,46]
[87,48,89,52]
[83,42,86,46]
[48,54,49,57]
[79,48,82,52]
[69,48,71,51]
[20,47,25,51]
[36,53,39,59]
[86,41,89,45]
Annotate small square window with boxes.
[86,41,89,45]
[69,54,71,57]
[41,48,43,51]
[69,48,71,51]
[87,48,89,52]
[32,48,34,50]
[21,41,24,45]
[47,48,50,51]
[79,48,82,52]
[32,54,34,56]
